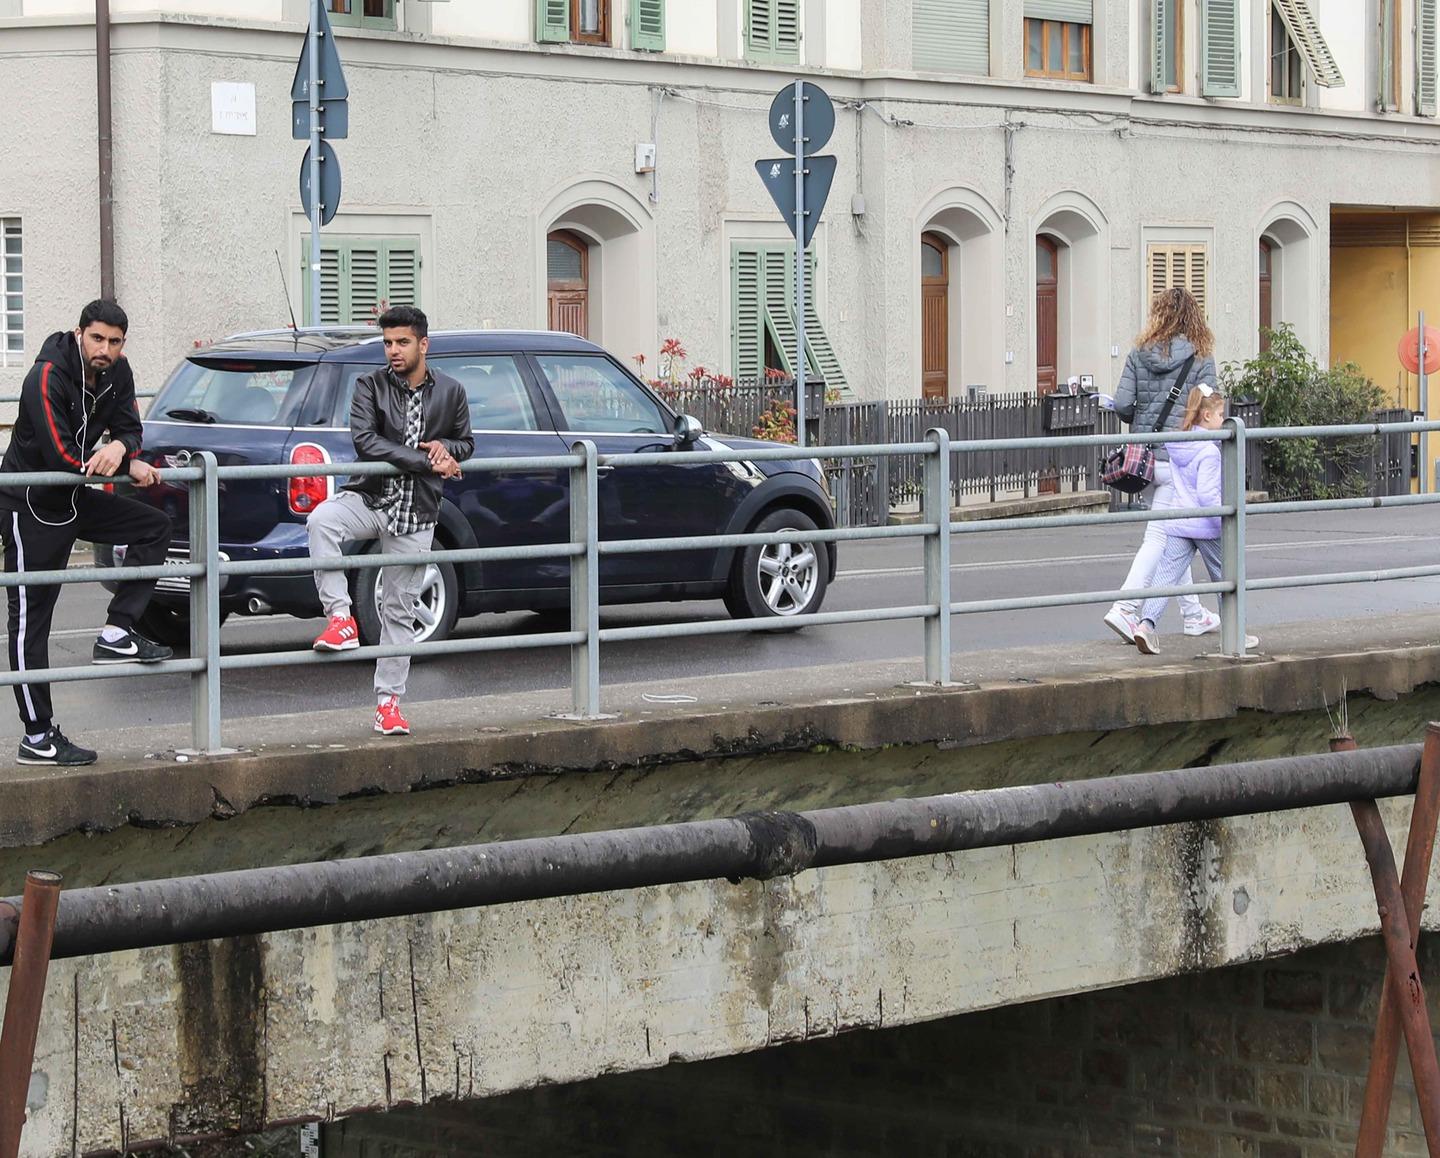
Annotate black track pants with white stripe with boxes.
[3,489,172,732]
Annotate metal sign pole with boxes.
[307,0,321,326]
[1421,310,1429,494]
[792,79,807,449]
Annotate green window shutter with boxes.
[1151,0,1172,92]
[1380,0,1397,110]
[630,0,665,51]
[382,242,420,308]
[732,247,763,380]
[1271,0,1344,86]
[301,236,344,325]
[536,0,570,43]
[1200,0,1241,97]
[746,0,799,62]
[1419,0,1438,115]
[913,0,990,75]
[761,249,797,375]
[349,244,382,321]
[1023,0,1092,24]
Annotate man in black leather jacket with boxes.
[306,305,473,736]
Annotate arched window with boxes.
[547,230,589,339]
[921,233,950,402]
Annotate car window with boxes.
[428,355,539,431]
[333,357,538,431]
[535,355,669,435]
[152,360,314,427]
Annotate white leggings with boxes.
[1114,462,1204,620]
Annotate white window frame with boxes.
[1,218,22,369]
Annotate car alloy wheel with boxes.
[373,563,449,644]
[756,535,820,616]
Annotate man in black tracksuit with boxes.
[0,300,173,766]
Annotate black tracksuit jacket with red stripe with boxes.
[0,330,144,512]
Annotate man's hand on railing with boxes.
[128,458,162,488]
[83,441,126,478]
[420,440,462,479]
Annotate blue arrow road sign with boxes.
[299,140,342,227]
[292,98,349,141]
[291,2,348,102]
[755,154,837,249]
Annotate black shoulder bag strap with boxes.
[1148,354,1197,439]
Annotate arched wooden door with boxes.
[921,233,950,403]
[1258,238,1274,352]
[1035,236,1059,397]
[547,230,589,338]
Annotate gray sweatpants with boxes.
[1139,535,1223,629]
[307,490,434,698]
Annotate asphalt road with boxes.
[10,505,1438,733]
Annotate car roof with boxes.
[191,327,608,362]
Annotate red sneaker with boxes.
[375,697,410,736]
[314,614,360,652]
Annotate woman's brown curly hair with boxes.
[1135,287,1214,359]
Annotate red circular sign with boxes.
[1398,326,1440,375]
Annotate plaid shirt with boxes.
[369,370,434,535]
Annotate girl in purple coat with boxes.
[1132,386,1259,656]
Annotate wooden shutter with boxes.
[536,0,569,42]
[762,249,798,374]
[1200,0,1241,97]
[302,236,421,325]
[747,0,799,62]
[630,0,665,50]
[1147,244,1209,318]
[383,243,419,308]
[1150,0,1171,93]
[1023,0,1092,23]
[1271,0,1343,86]
[913,0,990,75]
[732,248,763,379]
[1419,0,1438,116]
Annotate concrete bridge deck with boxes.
[4,611,1440,1155]
[1,609,1437,852]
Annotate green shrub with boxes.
[1220,324,1385,500]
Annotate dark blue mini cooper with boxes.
[100,329,837,647]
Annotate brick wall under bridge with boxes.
[320,936,1434,1158]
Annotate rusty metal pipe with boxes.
[1356,722,1440,1156]
[0,871,62,1158]
[1351,800,1440,1156]
[0,744,1424,967]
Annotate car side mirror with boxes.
[673,413,703,447]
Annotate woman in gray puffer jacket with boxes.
[1103,287,1220,643]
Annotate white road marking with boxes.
[838,534,1429,579]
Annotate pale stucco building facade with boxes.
[0,0,1437,409]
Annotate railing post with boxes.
[1220,417,1249,657]
[188,452,223,752]
[561,440,610,720]
[916,427,953,686]
[0,870,62,1158]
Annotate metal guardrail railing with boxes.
[4,416,1440,754]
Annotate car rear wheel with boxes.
[354,557,460,648]
[723,508,828,630]
[135,605,229,650]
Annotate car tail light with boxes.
[288,442,331,516]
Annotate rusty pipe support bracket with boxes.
[1351,798,1440,1157]
[0,870,62,1158]
[1355,722,1440,1157]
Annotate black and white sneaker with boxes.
[93,629,173,665]
[18,727,97,766]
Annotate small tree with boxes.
[1220,324,1385,500]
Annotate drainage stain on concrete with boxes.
[4,687,1438,895]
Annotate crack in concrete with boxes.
[407,940,427,1104]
